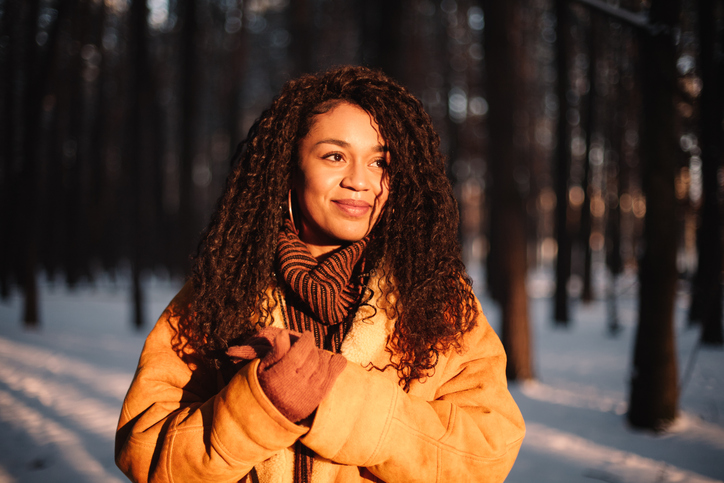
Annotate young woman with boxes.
[115,65,525,483]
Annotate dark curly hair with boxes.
[179,65,478,389]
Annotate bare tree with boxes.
[126,0,152,328]
[554,0,572,324]
[178,0,200,272]
[688,0,724,346]
[482,0,534,381]
[628,0,682,430]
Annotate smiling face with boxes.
[293,102,390,258]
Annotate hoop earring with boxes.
[288,189,299,234]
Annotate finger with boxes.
[226,345,262,361]
[259,329,294,371]
[256,326,283,343]
[287,331,317,370]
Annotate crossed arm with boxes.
[115,289,525,483]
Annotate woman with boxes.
[115,65,525,483]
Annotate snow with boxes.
[0,268,722,483]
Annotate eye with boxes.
[371,158,388,169]
[323,152,344,162]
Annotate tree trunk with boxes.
[178,0,199,272]
[89,0,108,267]
[688,0,724,345]
[483,0,534,381]
[227,1,248,159]
[0,0,18,299]
[606,87,623,336]
[127,0,151,329]
[64,0,92,286]
[19,0,42,328]
[289,0,313,76]
[628,0,681,430]
[554,0,572,324]
[580,13,598,304]
[356,0,404,81]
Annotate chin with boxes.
[332,230,369,244]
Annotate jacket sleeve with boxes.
[300,302,525,483]
[114,284,308,483]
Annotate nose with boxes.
[340,160,369,191]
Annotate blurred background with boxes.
[0,0,723,481]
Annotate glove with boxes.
[226,327,347,423]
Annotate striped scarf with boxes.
[275,219,369,482]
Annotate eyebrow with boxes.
[315,139,388,152]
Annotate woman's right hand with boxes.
[227,327,346,423]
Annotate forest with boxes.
[1,0,722,433]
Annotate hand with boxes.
[227,327,346,423]
[226,326,298,362]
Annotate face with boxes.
[294,102,390,258]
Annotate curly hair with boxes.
[179,65,478,389]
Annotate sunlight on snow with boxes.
[0,390,124,483]
[0,337,132,400]
[520,380,628,415]
[0,337,132,442]
[524,422,722,483]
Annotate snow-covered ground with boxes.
[0,268,722,483]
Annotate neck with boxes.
[298,227,342,260]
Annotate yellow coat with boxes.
[115,280,525,483]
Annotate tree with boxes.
[688,0,724,346]
[289,0,314,76]
[554,0,572,324]
[177,0,200,272]
[580,12,599,304]
[0,0,17,299]
[126,0,152,328]
[628,0,682,430]
[356,0,404,81]
[12,0,73,326]
[482,0,534,381]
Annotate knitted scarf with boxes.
[275,219,369,482]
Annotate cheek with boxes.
[295,169,333,217]
[298,173,326,201]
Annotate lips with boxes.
[332,199,372,217]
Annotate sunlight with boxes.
[523,422,721,483]
[0,361,120,441]
[0,390,124,483]
[519,380,628,415]
[0,337,132,400]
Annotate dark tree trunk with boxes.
[127,0,151,329]
[688,0,724,345]
[178,0,199,272]
[0,0,18,299]
[628,0,681,430]
[554,0,572,324]
[580,13,598,304]
[89,0,108,266]
[289,0,313,76]
[19,0,42,328]
[357,0,404,81]
[606,81,623,336]
[64,0,92,286]
[376,0,404,81]
[227,2,248,158]
[606,168,623,335]
[483,0,534,381]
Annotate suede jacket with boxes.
[115,279,525,483]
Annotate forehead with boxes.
[304,102,386,145]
